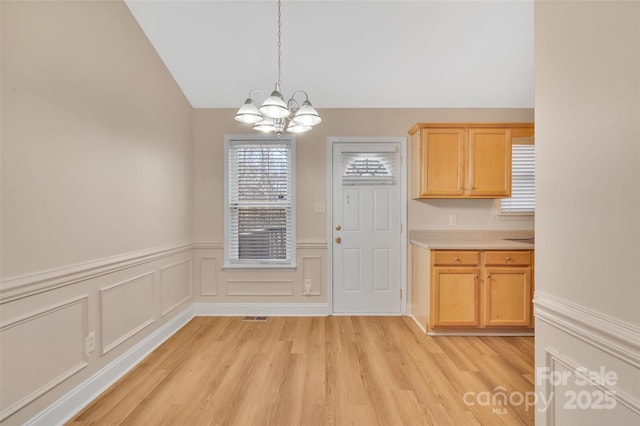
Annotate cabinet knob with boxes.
[506,256,512,261]
[335,237,342,244]
[487,274,492,279]
[335,225,342,231]
[454,256,460,262]
[474,275,479,279]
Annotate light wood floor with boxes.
[69,316,534,426]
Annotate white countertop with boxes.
[409,230,534,250]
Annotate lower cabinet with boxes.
[432,267,480,326]
[483,267,531,326]
[427,249,533,330]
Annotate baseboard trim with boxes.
[535,291,640,368]
[26,306,195,426]
[408,314,427,333]
[193,302,330,317]
[428,330,535,336]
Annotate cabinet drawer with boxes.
[484,251,531,266]
[433,251,480,266]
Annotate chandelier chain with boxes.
[277,0,282,90]
[234,0,321,133]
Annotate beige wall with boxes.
[192,108,534,303]
[0,0,538,421]
[534,1,640,424]
[0,1,194,424]
[1,0,193,280]
[194,107,534,241]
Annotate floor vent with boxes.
[242,316,268,322]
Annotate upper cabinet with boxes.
[409,123,534,199]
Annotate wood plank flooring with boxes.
[69,316,534,426]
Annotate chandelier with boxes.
[234,0,321,134]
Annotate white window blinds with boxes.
[342,151,398,186]
[226,138,295,266]
[500,143,535,214]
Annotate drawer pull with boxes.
[506,256,512,261]
[454,256,460,262]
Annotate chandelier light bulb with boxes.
[253,117,277,133]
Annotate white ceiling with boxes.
[125,0,534,109]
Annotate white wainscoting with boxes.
[225,280,294,296]
[0,296,89,422]
[1,241,335,424]
[0,243,194,425]
[25,307,195,426]
[543,348,640,425]
[193,241,328,302]
[159,259,193,317]
[302,256,323,296]
[199,256,218,296]
[534,291,640,425]
[99,272,155,356]
[535,291,640,368]
[0,243,193,303]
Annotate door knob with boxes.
[335,237,342,244]
[335,225,342,231]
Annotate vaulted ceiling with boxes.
[125,0,534,109]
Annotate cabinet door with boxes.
[431,267,479,327]
[483,267,531,327]
[421,129,465,196]
[467,128,511,197]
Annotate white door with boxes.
[332,142,402,313]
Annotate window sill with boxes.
[222,263,297,272]
[495,212,535,220]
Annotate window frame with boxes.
[498,138,535,216]
[223,134,296,270]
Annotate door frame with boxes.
[326,137,408,315]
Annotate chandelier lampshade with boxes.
[259,90,290,119]
[234,98,263,124]
[292,100,322,126]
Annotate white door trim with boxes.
[326,136,408,315]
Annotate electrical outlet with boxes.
[85,332,96,355]
[449,215,457,226]
[303,279,312,295]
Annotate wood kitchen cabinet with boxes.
[411,247,534,332]
[409,123,534,199]
[483,251,532,327]
[431,250,481,327]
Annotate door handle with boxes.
[335,237,342,244]
[335,225,342,231]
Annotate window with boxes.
[224,135,295,268]
[499,141,535,215]
[342,151,398,186]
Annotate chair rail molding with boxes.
[0,242,193,303]
[534,291,640,368]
